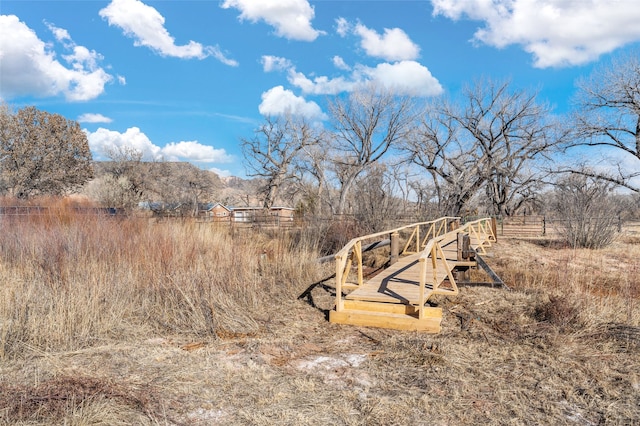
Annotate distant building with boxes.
[205,204,295,226]
[229,206,263,223]
[208,202,232,222]
[269,206,295,222]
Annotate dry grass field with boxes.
[0,210,638,425]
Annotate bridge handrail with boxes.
[333,217,460,312]
[415,218,496,319]
[333,216,460,260]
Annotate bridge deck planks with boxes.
[331,218,497,332]
[345,234,460,305]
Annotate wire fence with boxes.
[495,214,630,238]
[0,206,637,237]
[0,206,124,217]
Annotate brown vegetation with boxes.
[0,203,638,424]
[0,105,93,198]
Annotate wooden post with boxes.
[335,255,344,312]
[354,241,363,286]
[390,232,399,265]
[457,232,464,261]
[491,217,498,241]
[418,258,426,320]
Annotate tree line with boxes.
[1,52,639,246]
[0,105,222,215]
[241,53,640,225]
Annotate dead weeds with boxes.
[0,375,168,425]
[1,222,639,425]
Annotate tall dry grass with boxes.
[1,205,638,424]
[492,237,639,329]
[0,206,325,359]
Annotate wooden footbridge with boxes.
[329,217,499,333]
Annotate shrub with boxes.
[534,295,582,330]
[551,174,620,249]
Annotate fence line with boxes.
[496,215,629,238]
[0,207,636,236]
[0,206,123,216]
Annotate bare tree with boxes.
[407,79,564,216]
[328,85,416,215]
[408,179,439,217]
[388,163,419,217]
[408,114,485,215]
[91,149,220,214]
[569,51,640,192]
[146,162,219,216]
[0,104,93,198]
[551,172,621,249]
[92,145,148,208]
[291,144,333,216]
[242,115,322,209]
[183,167,219,216]
[351,162,403,231]
[85,174,141,209]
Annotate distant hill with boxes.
[90,161,263,208]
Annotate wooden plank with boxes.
[341,283,360,290]
[450,260,477,267]
[329,310,442,332]
[344,238,461,304]
[346,288,434,304]
[342,300,442,317]
[343,224,487,306]
[474,251,508,290]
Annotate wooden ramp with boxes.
[329,218,497,333]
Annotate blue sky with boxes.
[1,0,640,178]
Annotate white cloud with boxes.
[208,47,239,67]
[162,141,234,163]
[100,0,238,65]
[45,21,71,44]
[333,55,351,71]
[287,61,442,97]
[288,69,353,95]
[335,17,350,37]
[357,61,444,97]
[431,0,640,67]
[63,45,100,71]
[86,127,161,160]
[354,23,420,61]
[258,86,327,120]
[221,0,323,41]
[117,75,126,85]
[85,127,233,164]
[261,55,292,72]
[78,113,112,123]
[0,15,113,101]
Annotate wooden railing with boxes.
[333,217,460,312]
[414,218,496,319]
[333,217,496,316]
[401,216,461,254]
